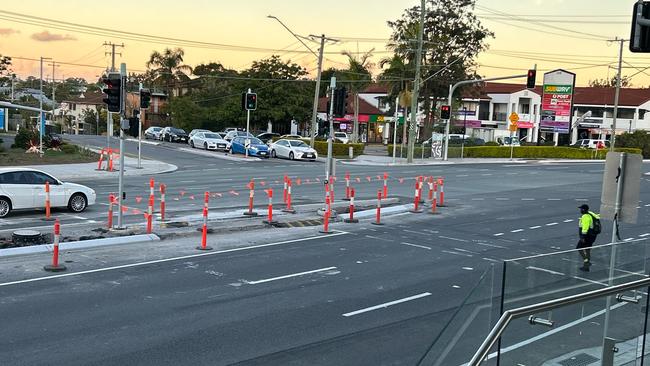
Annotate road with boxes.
[1,136,649,365]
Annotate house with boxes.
[57,91,104,134]
[317,90,390,143]
[125,90,169,128]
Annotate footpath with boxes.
[339,154,612,166]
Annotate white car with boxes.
[0,168,96,218]
[144,126,163,140]
[189,132,229,151]
[269,139,318,161]
[188,129,211,140]
[334,132,349,144]
[224,130,254,142]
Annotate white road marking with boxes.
[457,174,469,177]
[545,222,558,226]
[526,266,564,276]
[521,198,535,201]
[547,198,561,201]
[442,250,473,257]
[482,257,500,263]
[364,235,393,242]
[453,248,478,254]
[471,198,485,201]
[496,198,509,201]
[401,242,431,250]
[402,229,427,235]
[574,198,589,202]
[473,242,506,249]
[624,237,635,241]
[342,292,432,317]
[639,233,650,237]
[0,231,350,288]
[243,267,337,285]
[563,219,574,223]
[179,180,196,184]
[438,235,469,243]
[510,229,524,233]
[494,233,504,236]
[452,285,461,288]
[529,226,541,229]
[462,267,474,271]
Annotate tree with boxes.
[588,76,632,88]
[387,0,493,141]
[80,108,98,134]
[340,50,374,143]
[146,48,193,97]
[0,54,11,77]
[378,54,413,112]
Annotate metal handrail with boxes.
[468,277,650,365]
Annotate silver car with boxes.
[269,139,318,161]
[190,132,229,151]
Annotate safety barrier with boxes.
[382,172,388,199]
[44,219,66,272]
[319,196,332,234]
[263,188,277,225]
[160,183,166,221]
[243,180,257,216]
[197,192,212,251]
[282,178,296,214]
[372,190,384,226]
[43,181,53,221]
[344,187,358,223]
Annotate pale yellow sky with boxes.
[0,1,643,86]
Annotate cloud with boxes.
[31,30,77,42]
[0,28,19,36]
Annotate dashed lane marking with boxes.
[547,198,561,201]
[545,222,559,226]
[511,229,524,233]
[494,233,504,236]
[442,250,473,257]
[529,226,541,229]
[563,219,574,223]
[243,267,337,285]
[342,292,432,317]
[401,242,432,250]
[496,198,509,201]
[640,233,650,237]
[521,198,535,201]
[438,235,469,243]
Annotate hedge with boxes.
[312,141,364,157]
[386,145,641,159]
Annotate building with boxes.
[57,91,104,134]
[125,90,169,128]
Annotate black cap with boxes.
[578,204,589,210]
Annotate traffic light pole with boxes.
[137,83,143,169]
[117,63,127,229]
[406,0,426,164]
[246,88,251,158]
[326,77,336,180]
[443,72,530,161]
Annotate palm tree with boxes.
[146,48,193,97]
[341,50,373,143]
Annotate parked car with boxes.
[257,132,281,144]
[144,126,163,140]
[229,136,269,158]
[190,132,229,151]
[571,139,610,149]
[215,132,227,139]
[334,132,349,144]
[0,168,96,218]
[160,127,189,143]
[224,127,244,133]
[269,139,318,161]
[280,134,303,140]
[188,129,211,140]
[498,136,521,146]
[224,130,254,142]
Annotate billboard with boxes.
[540,69,576,134]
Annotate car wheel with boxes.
[229,147,233,154]
[0,197,11,218]
[204,142,208,150]
[289,152,294,160]
[68,193,88,213]
[190,140,195,148]
[271,150,276,158]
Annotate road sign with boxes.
[509,122,518,132]
[509,112,519,123]
[244,139,251,149]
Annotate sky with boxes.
[0,0,643,87]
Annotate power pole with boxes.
[104,42,124,147]
[310,35,326,147]
[407,0,426,163]
[39,56,52,154]
[117,63,127,229]
[49,62,60,132]
[609,38,626,149]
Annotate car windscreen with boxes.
[334,133,346,137]
[204,133,220,139]
[250,138,263,145]
[289,140,308,147]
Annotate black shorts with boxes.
[577,235,596,249]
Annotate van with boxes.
[571,139,610,149]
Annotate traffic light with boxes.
[631,1,650,52]
[140,88,151,109]
[101,72,123,113]
[526,69,537,89]
[333,87,347,117]
[440,105,451,120]
[242,92,257,110]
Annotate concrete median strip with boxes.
[0,234,160,257]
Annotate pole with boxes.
[392,95,399,163]
[326,77,336,180]
[10,74,15,102]
[39,57,45,154]
[116,63,126,229]
[311,35,326,147]
[461,107,467,159]
[602,153,626,357]
[407,0,426,164]
[510,127,515,161]
[610,38,625,150]
[246,88,251,158]
[104,42,123,148]
[138,83,143,169]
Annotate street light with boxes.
[267,15,325,148]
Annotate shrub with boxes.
[12,128,38,149]
[484,141,499,146]
[462,146,641,159]
[60,144,78,154]
[312,141,364,157]
[616,131,650,158]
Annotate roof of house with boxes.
[361,83,389,94]
[317,96,384,115]
[462,82,650,107]
[62,91,104,105]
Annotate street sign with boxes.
[509,112,519,123]
[509,123,518,132]
[244,139,251,149]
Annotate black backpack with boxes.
[589,213,602,235]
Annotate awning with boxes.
[517,122,534,128]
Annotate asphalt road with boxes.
[1,136,649,365]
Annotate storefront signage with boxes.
[540,69,576,134]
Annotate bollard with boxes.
[149,178,155,212]
[283,175,288,203]
[330,180,335,202]
[372,190,384,225]
[107,194,114,229]
[319,196,332,234]
[96,148,105,170]
[410,181,422,213]
[146,196,153,234]
[282,179,296,214]
[344,187,358,223]
[196,192,213,251]
[160,184,166,221]
[438,178,445,207]
[44,219,66,272]
[263,188,277,225]
[107,149,114,172]
[43,181,53,221]
[430,185,438,215]
[417,176,425,203]
[344,171,351,201]
[243,180,258,216]
[383,172,389,199]
[428,176,434,201]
